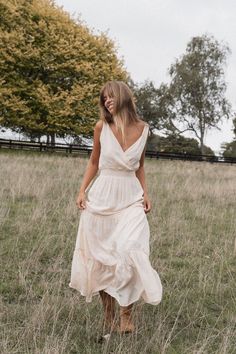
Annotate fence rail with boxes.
[0,138,235,164]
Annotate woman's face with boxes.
[103,92,115,115]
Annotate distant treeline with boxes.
[1,138,235,164]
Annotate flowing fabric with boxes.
[69,120,163,306]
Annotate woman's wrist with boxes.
[79,189,86,194]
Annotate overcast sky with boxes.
[55,0,236,152]
[56,0,236,153]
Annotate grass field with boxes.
[0,149,236,354]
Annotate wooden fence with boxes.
[0,138,235,164]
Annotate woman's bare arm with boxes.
[78,120,103,194]
[76,120,103,210]
[135,143,148,196]
[135,140,151,213]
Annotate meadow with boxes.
[0,149,235,354]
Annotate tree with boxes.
[146,132,214,155]
[167,33,232,154]
[0,0,128,144]
[221,117,236,157]
[132,80,172,135]
[222,141,236,158]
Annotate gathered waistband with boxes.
[99,168,136,177]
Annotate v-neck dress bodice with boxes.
[69,120,163,306]
[98,120,149,172]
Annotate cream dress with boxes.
[69,120,163,306]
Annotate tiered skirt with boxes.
[69,168,162,306]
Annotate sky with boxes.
[53,0,236,154]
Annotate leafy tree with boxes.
[133,80,173,135]
[221,117,236,157]
[132,79,214,154]
[147,133,214,155]
[0,0,128,144]
[222,141,236,158]
[202,145,215,155]
[167,33,232,154]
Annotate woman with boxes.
[69,80,163,336]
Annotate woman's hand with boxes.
[76,191,87,210]
[143,193,151,213]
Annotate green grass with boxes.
[0,149,235,353]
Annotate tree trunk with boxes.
[200,133,204,155]
[46,134,50,145]
[51,133,55,147]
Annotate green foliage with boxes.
[221,117,236,157]
[133,36,233,156]
[133,80,171,133]
[168,33,232,154]
[0,0,128,140]
[234,117,236,136]
[133,79,215,155]
[221,140,236,157]
[202,145,215,155]
[159,135,201,154]
[147,133,214,155]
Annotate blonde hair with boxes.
[99,80,144,145]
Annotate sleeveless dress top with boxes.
[69,120,163,306]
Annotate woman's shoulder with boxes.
[136,119,150,138]
[137,118,149,129]
[95,119,106,131]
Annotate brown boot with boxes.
[117,304,135,333]
[99,290,117,332]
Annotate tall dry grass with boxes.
[0,149,235,354]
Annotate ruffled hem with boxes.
[69,248,163,307]
[68,285,162,307]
